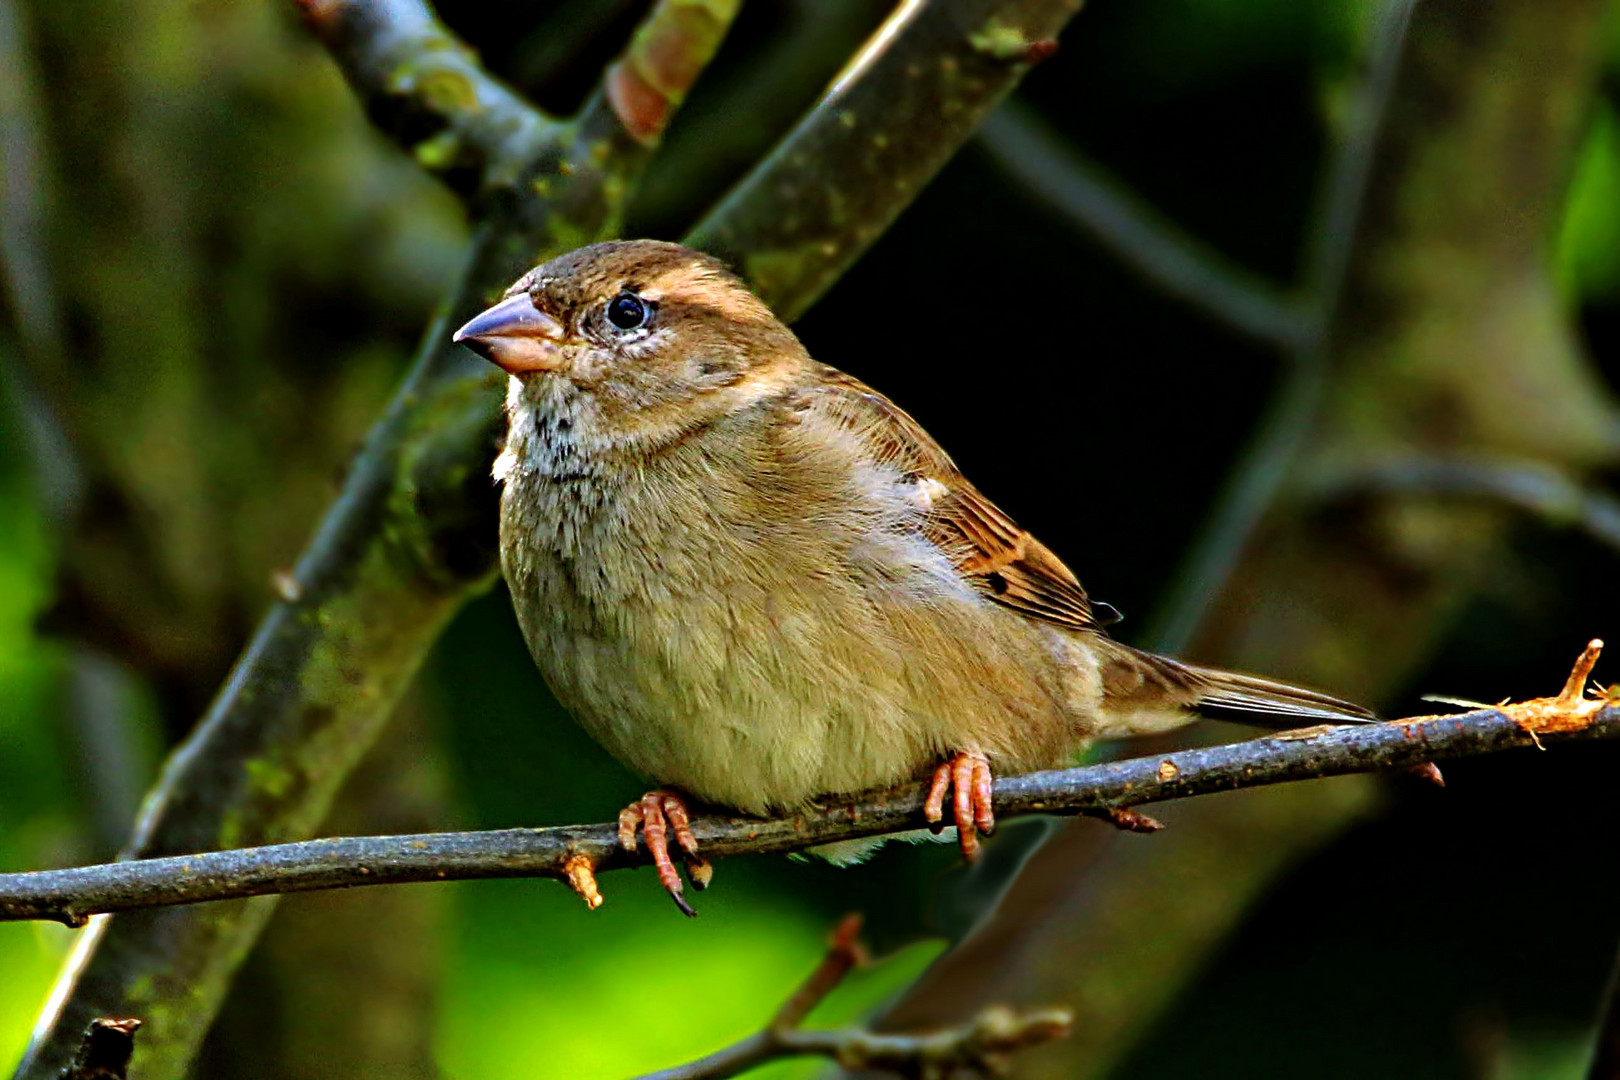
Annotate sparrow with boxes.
[454,240,1374,915]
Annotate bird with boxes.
[453,239,1375,915]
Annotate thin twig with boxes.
[773,914,869,1030]
[1304,454,1620,556]
[0,0,90,526]
[634,915,1072,1080]
[12,3,742,1078]
[1588,939,1620,1079]
[0,0,62,368]
[16,3,1095,1075]
[976,103,1307,351]
[4,643,1614,924]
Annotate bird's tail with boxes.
[1095,642,1376,735]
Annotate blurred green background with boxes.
[5,0,1620,1077]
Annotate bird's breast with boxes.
[496,392,1091,812]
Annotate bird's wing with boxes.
[795,368,1110,635]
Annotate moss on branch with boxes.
[14,2,1086,1076]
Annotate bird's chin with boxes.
[465,337,566,375]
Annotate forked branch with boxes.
[635,916,1072,1080]
[291,0,559,197]
[9,2,745,1077]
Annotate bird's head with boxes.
[455,241,806,426]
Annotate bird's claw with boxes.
[618,790,705,916]
[924,750,995,861]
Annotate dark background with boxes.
[3,0,1619,1076]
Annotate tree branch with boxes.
[5,651,1614,924]
[290,0,560,199]
[688,0,1085,322]
[587,0,742,146]
[0,0,63,368]
[975,103,1308,351]
[11,3,740,1077]
[15,2,1104,1075]
[632,916,1072,1080]
[1304,454,1620,556]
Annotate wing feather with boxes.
[796,368,1107,634]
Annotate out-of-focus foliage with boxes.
[438,879,944,1080]
[1560,108,1620,301]
[5,0,1620,1076]
[1557,16,1620,302]
[0,380,70,1077]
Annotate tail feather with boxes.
[1177,663,1377,726]
[1100,644,1376,731]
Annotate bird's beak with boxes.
[453,293,568,374]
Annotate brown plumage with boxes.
[455,240,1373,914]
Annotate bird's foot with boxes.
[924,750,996,862]
[617,789,709,916]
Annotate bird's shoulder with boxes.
[767,363,1114,635]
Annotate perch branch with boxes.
[17,2,1093,1075]
[975,103,1306,350]
[635,916,1071,1080]
[11,3,742,1078]
[3,642,1613,924]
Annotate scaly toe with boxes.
[951,754,979,861]
[620,790,700,916]
[923,761,952,833]
[925,751,995,862]
[970,754,995,835]
[617,803,644,852]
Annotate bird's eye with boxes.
[605,291,651,332]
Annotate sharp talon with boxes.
[621,789,703,915]
[670,886,697,918]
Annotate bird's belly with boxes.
[512,573,935,812]
[505,543,1079,815]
